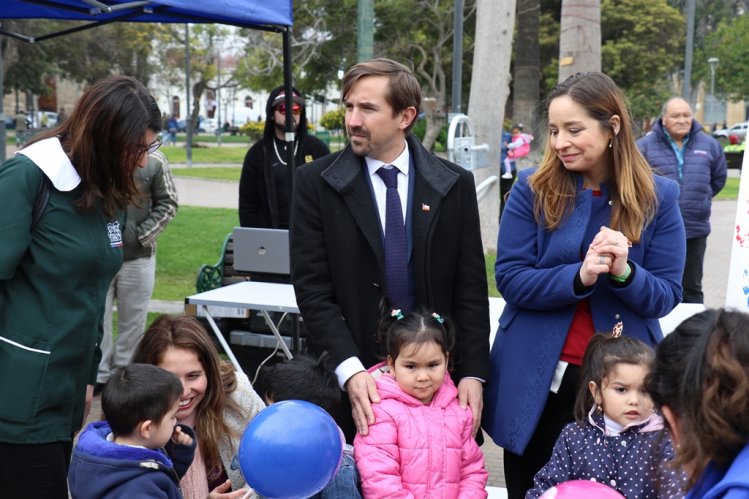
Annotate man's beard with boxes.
[348,126,371,157]
[275,121,291,136]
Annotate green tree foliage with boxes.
[239,120,265,142]
[534,0,683,122]
[2,20,159,100]
[700,13,749,101]
[600,0,684,119]
[235,0,476,150]
[234,0,358,93]
[319,108,345,131]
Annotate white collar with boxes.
[17,137,81,191]
[365,140,410,177]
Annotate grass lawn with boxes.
[160,145,248,164]
[154,206,238,301]
[486,253,499,297]
[717,177,739,200]
[178,134,250,144]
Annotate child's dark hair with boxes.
[646,309,749,487]
[102,363,183,437]
[376,309,455,363]
[261,353,341,416]
[574,333,655,421]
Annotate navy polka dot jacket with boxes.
[527,409,686,498]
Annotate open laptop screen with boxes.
[231,227,290,275]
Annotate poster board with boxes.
[725,150,749,310]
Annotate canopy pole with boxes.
[282,27,294,193]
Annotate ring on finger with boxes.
[599,255,605,265]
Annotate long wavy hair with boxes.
[27,74,161,218]
[530,72,656,243]
[646,309,749,487]
[131,314,247,477]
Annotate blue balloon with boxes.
[238,400,343,499]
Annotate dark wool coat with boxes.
[290,134,490,381]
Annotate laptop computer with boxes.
[232,227,290,275]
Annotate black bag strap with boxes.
[31,173,51,231]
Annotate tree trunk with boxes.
[512,0,541,136]
[422,96,445,152]
[558,0,601,82]
[467,0,516,251]
[191,79,206,132]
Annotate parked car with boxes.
[713,121,748,142]
[200,118,218,134]
[3,114,15,130]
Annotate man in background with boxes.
[239,85,330,229]
[637,97,727,303]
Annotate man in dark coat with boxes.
[637,97,727,303]
[239,85,330,228]
[290,58,490,441]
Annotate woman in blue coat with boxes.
[482,72,686,498]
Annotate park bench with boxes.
[195,232,253,293]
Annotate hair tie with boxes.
[391,309,404,320]
[432,312,444,324]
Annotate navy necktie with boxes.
[376,166,411,310]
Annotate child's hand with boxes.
[171,425,194,447]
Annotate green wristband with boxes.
[609,263,631,283]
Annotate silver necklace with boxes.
[273,138,299,166]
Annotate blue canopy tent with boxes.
[0,0,297,168]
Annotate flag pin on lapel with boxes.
[421,203,430,212]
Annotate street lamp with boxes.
[708,57,719,96]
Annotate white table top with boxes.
[185,281,299,313]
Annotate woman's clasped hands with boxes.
[580,226,631,287]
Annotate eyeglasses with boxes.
[143,136,162,155]
[277,104,302,116]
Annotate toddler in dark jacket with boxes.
[69,363,196,499]
[527,332,686,498]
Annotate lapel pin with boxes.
[421,203,430,212]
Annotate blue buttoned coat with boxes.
[482,169,685,455]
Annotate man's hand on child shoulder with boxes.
[171,425,194,447]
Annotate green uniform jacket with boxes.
[0,139,122,444]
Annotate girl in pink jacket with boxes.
[353,310,488,498]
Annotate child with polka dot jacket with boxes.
[526,332,686,498]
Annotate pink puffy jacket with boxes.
[354,368,488,498]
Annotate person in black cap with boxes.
[239,85,330,228]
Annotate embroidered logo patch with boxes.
[693,149,708,155]
[107,221,123,248]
